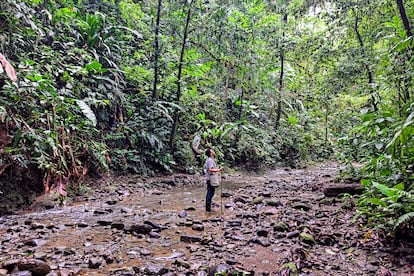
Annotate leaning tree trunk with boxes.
[275,13,287,129]
[152,0,162,99]
[396,0,412,38]
[169,0,194,151]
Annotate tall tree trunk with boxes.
[352,8,378,112]
[275,13,287,129]
[396,0,412,37]
[324,105,328,144]
[169,0,194,151]
[395,0,412,105]
[238,86,244,121]
[152,0,162,99]
[223,62,232,102]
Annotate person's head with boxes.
[205,148,215,157]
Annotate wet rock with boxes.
[406,255,414,264]
[257,228,269,237]
[30,223,45,230]
[363,264,379,273]
[140,248,152,256]
[260,191,272,198]
[12,271,32,276]
[225,259,239,265]
[77,221,88,228]
[127,250,139,257]
[32,252,47,260]
[226,220,242,227]
[192,224,207,233]
[161,180,175,186]
[126,223,152,234]
[287,230,300,238]
[210,263,230,274]
[22,238,44,247]
[111,221,125,230]
[265,199,282,207]
[93,208,113,215]
[180,235,202,243]
[144,220,163,230]
[105,199,118,205]
[323,183,364,197]
[149,231,161,238]
[2,259,19,272]
[118,272,134,276]
[184,220,194,227]
[54,246,75,256]
[173,258,190,269]
[142,262,169,275]
[226,233,245,241]
[234,196,248,204]
[224,203,233,209]
[249,237,270,247]
[97,220,112,226]
[154,251,185,261]
[292,202,312,211]
[120,207,132,213]
[318,233,336,246]
[104,254,115,264]
[17,258,51,275]
[88,257,103,269]
[263,207,278,215]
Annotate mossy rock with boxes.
[273,221,289,232]
[253,197,263,204]
[300,232,316,245]
[278,262,298,276]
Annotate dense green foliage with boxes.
[0,0,413,236]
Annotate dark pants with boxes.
[206,180,216,211]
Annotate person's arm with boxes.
[209,167,224,173]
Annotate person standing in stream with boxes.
[204,148,224,212]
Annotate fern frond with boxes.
[394,212,414,230]
[395,189,414,200]
[76,100,97,126]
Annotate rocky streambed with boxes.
[0,163,413,275]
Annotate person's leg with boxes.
[206,181,215,211]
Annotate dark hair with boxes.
[205,148,211,157]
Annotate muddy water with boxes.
[1,164,413,275]
[0,174,263,275]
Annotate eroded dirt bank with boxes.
[0,163,413,275]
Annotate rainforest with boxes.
[0,0,413,275]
